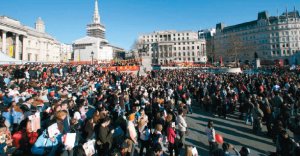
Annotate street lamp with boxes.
[91,51,94,65]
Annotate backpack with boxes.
[150,132,162,146]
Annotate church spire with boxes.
[93,0,100,24]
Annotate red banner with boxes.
[97,66,140,71]
[117,66,140,71]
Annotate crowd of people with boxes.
[0,64,299,156]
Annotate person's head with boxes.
[128,113,135,121]
[155,124,163,132]
[166,113,173,122]
[222,143,230,152]
[239,146,250,156]
[139,108,145,116]
[55,110,67,121]
[100,116,111,127]
[92,111,101,124]
[208,120,214,128]
[281,130,289,139]
[60,101,68,110]
[178,108,184,115]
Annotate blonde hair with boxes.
[166,114,173,123]
[138,119,146,129]
[185,145,193,156]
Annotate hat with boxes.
[128,113,135,121]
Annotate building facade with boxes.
[214,10,300,63]
[60,43,73,62]
[73,0,116,62]
[0,16,61,62]
[198,29,216,62]
[136,30,207,65]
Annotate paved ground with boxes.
[184,106,276,156]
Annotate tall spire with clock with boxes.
[87,0,106,39]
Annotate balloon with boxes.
[178,85,183,91]
[49,91,55,97]
[215,133,223,144]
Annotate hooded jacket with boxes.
[31,130,62,156]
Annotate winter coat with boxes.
[31,130,62,156]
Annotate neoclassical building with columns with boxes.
[0,16,61,62]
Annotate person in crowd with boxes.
[167,122,178,156]
[96,116,113,155]
[239,146,250,156]
[177,108,187,145]
[127,113,137,156]
[252,103,264,135]
[138,116,150,156]
[206,120,218,155]
[0,64,299,156]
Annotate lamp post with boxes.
[91,51,94,65]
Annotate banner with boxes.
[9,46,14,57]
[117,66,140,71]
[97,66,140,72]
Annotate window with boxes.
[192,46,194,50]
[174,47,176,50]
[183,52,185,56]
[183,47,185,50]
[197,46,200,49]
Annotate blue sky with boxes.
[0,0,299,50]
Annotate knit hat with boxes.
[128,113,135,121]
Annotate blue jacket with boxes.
[31,130,62,156]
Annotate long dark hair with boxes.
[208,120,213,129]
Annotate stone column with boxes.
[15,34,20,60]
[22,36,27,61]
[2,31,7,54]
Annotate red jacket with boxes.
[167,127,176,144]
[12,130,38,149]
